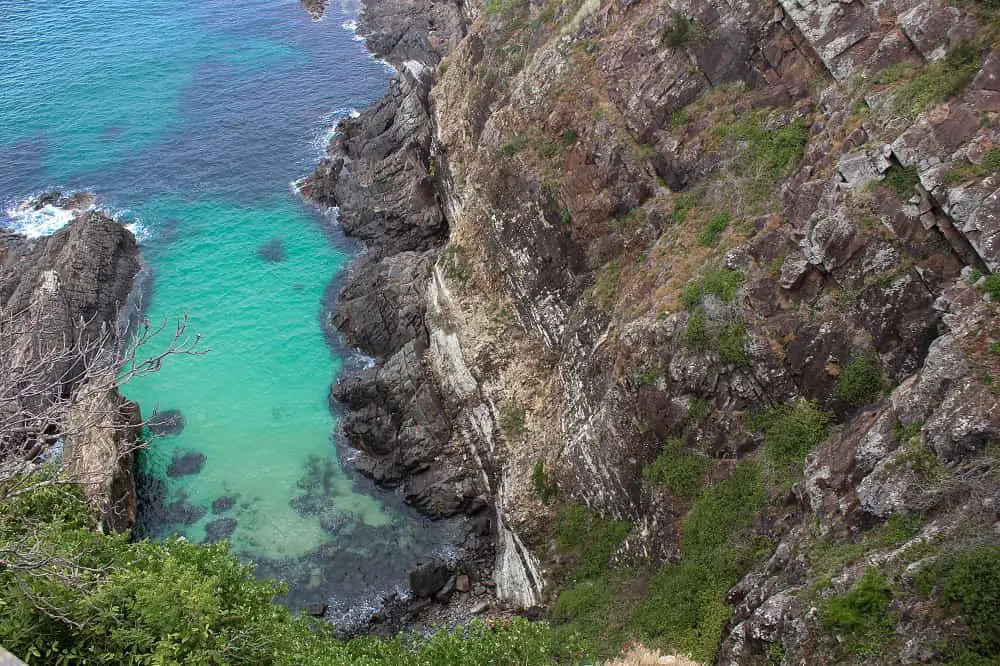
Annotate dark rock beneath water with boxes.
[408,559,452,598]
[164,495,207,525]
[204,518,237,543]
[256,237,286,263]
[212,496,235,514]
[148,409,185,437]
[166,451,206,478]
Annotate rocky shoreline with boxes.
[300,0,1000,658]
[0,194,142,532]
[301,0,508,630]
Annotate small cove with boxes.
[0,0,451,614]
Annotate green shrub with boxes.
[940,545,1000,658]
[682,307,711,351]
[717,320,749,367]
[985,274,1000,300]
[820,569,895,655]
[643,438,710,497]
[895,41,981,118]
[531,460,559,505]
[662,11,700,49]
[633,461,767,662]
[501,133,530,155]
[837,355,886,406]
[883,163,921,198]
[748,400,831,468]
[698,212,731,247]
[0,477,574,666]
[686,397,707,426]
[555,505,632,581]
[681,267,744,309]
[560,129,579,147]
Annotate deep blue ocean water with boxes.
[0,0,448,615]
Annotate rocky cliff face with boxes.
[0,200,141,532]
[309,0,1000,660]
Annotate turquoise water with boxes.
[1,0,446,611]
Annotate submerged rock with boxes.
[166,451,206,478]
[204,518,237,543]
[256,237,286,263]
[148,409,185,437]
[211,496,235,514]
[164,495,207,525]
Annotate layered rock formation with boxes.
[0,201,142,531]
[307,0,1000,659]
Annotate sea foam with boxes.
[3,201,78,238]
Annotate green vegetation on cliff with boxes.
[0,474,574,666]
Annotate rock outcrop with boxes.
[0,202,142,531]
[307,0,1000,658]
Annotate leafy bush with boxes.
[837,355,886,406]
[682,307,711,351]
[748,400,831,468]
[820,569,895,656]
[698,212,731,247]
[717,320,749,367]
[681,267,744,309]
[643,438,710,497]
[681,309,749,367]
[0,481,573,666]
[662,11,700,49]
[939,545,1000,658]
[531,460,559,505]
[633,461,767,662]
[985,273,1000,300]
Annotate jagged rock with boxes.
[0,208,141,531]
[408,560,452,598]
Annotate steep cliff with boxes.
[0,199,142,532]
[309,0,1000,660]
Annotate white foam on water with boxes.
[3,201,78,238]
[311,107,361,156]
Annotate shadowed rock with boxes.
[409,559,452,598]
[212,496,235,514]
[166,451,206,478]
[164,494,207,525]
[148,409,185,437]
[204,518,237,543]
[256,237,286,263]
